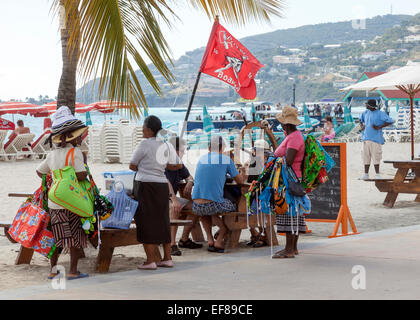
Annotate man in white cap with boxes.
[359,99,394,180]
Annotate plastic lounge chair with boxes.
[31,129,52,159]
[0,130,8,161]
[4,133,35,160]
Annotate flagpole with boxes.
[180,16,219,139]
[180,72,202,138]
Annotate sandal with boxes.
[67,271,89,280]
[247,235,259,246]
[272,252,295,259]
[252,235,268,248]
[208,245,225,253]
[178,238,203,249]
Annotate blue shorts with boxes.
[192,199,236,216]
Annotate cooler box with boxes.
[102,171,135,195]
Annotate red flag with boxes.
[200,20,264,100]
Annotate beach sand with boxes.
[1,142,419,291]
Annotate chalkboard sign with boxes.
[307,144,342,221]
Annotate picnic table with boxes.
[179,182,279,249]
[368,160,420,208]
[5,193,192,273]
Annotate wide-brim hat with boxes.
[52,126,88,144]
[48,106,88,145]
[276,106,302,126]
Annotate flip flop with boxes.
[208,246,225,253]
[272,252,294,259]
[48,271,60,280]
[67,272,89,280]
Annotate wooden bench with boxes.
[1,219,192,273]
[368,160,420,208]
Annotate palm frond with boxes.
[185,0,284,25]
[53,0,284,118]
[55,0,176,118]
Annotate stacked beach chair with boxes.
[383,107,420,143]
[119,122,137,164]
[101,121,121,163]
[88,125,103,162]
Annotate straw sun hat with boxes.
[50,106,88,144]
[276,106,302,126]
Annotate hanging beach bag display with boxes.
[101,182,138,230]
[9,186,56,258]
[283,157,306,197]
[48,148,94,218]
[272,159,288,215]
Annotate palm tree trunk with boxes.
[57,1,80,115]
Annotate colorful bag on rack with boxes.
[272,158,288,215]
[48,148,94,218]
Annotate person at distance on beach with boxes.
[192,135,247,253]
[165,136,203,256]
[321,116,335,142]
[359,99,394,180]
[36,106,89,281]
[13,120,31,135]
[273,106,306,259]
[130,115,181,270]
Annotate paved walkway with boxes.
[2,225,420,300]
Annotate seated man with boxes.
[192,135,247,253]
[13,120,31,135]
[166,137,203,256]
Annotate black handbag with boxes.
[283,157,306,197]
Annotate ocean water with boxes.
[1,106,397,138]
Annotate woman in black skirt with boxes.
[129,116,181,270]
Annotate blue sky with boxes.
[1,0,420,101]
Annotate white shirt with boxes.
[130,137,179,183]
[37,144,86,210]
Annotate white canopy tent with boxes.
[341,63,420,159]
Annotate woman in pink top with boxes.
[273,106,306,259]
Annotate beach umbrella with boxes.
[341,62,420,159]
[202,105,214,133]
[332,114,338,130]
[41,101,92,116]
[0,102,48,117]
[85,111,93,126]
[143,107,149,118]
[303,103,312,131]
[343,105,352,124]
[88,101,130,114]
[0,117,15,130]
[396,102,400,113]
[251,103,256,122]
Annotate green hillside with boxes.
[77,14,418,107]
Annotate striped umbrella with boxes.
[41,101,92,116]
[202,105,214,134]
[0,102,48,117]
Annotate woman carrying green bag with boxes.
[36,106,90,281]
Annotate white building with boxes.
[340,65,359,73]
[272,55,304,65]
[360,52,385,61]
[404,35,420,43]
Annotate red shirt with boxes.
[274,130,305,178]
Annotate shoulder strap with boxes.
[65,148,75,167]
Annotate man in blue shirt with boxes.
[359,99,394,180]
[192,135,247,253]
